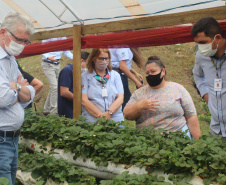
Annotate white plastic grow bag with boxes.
[18,137,218,185]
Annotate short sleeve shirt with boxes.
[109,48,133,70]
[125,82,197,131]
[81,69,124,123]
[58,64,73,118]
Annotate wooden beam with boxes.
[30,6,226,41]
[30,27,73,41]
[120,0,148,18]
[72,25,82,119]
[83,6,226,35]
[2,0,45,32]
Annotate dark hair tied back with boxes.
[145,55,166,75]
[148,56,160,61]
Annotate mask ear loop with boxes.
[194,43,198,52]
[211,35,219,50]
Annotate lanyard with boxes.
[211,57,224,78]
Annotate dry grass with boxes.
[18,43,208,130]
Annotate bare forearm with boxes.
[123,102,142,120]
[62,91,73,101]
[18,86,31,102]
[130,68,136,75]
[121,66,140,84]
[82,99,102,118]
[60,86,73,101]
[30,78,43,95]
[108,94,123,113]
[186,115,201,139]
[203,93,209,104]
[119,61,141,86]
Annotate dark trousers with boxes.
[119,72,131,111]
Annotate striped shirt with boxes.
[193,51,226,137]
[126,82,197,130]
[42,37,73,60]
[0,47,35,131]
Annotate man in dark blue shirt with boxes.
[58,51,89,118]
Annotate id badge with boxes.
[214,78,222,92]
[102,88,108,97]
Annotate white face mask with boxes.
[198,35,218,57]
[4,32,25,56]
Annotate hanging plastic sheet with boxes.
[17,21,226,59]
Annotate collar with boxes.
[0,46,8,60]
[68,63,73,69]
[0,46,15,61]
[92,68,110,77]
[212,51,226,60]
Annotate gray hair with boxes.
[1,12,34,35]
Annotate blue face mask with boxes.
[146,70,163,87]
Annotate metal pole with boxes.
[60,0,84,25]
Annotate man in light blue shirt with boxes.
[191,17,226,141]
[41,37,73,115]
[0,13,35,184]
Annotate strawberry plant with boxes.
[18,145,191,185]
[20,111,226,184]
[18,145,96,185]
[99,171,192,185]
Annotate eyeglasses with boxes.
[97,57,110,61]
[7,30,31,45]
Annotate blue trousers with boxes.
[0,134,19,185]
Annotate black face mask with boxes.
[146,70,163,87]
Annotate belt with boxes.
[112,68,121,72]
[0,129,20,138]
[43,59,60,65]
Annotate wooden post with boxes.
[73,25,81,119]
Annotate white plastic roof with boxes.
[0,0,225,32]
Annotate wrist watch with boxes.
[107,110,113,115]
[16,83,22,93]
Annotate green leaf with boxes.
[31,170,42,179]
[102,161,109,167]
[154,154,161,159]
[203,178,211,185]
[157,176,165,182]
[0,177,9,185]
